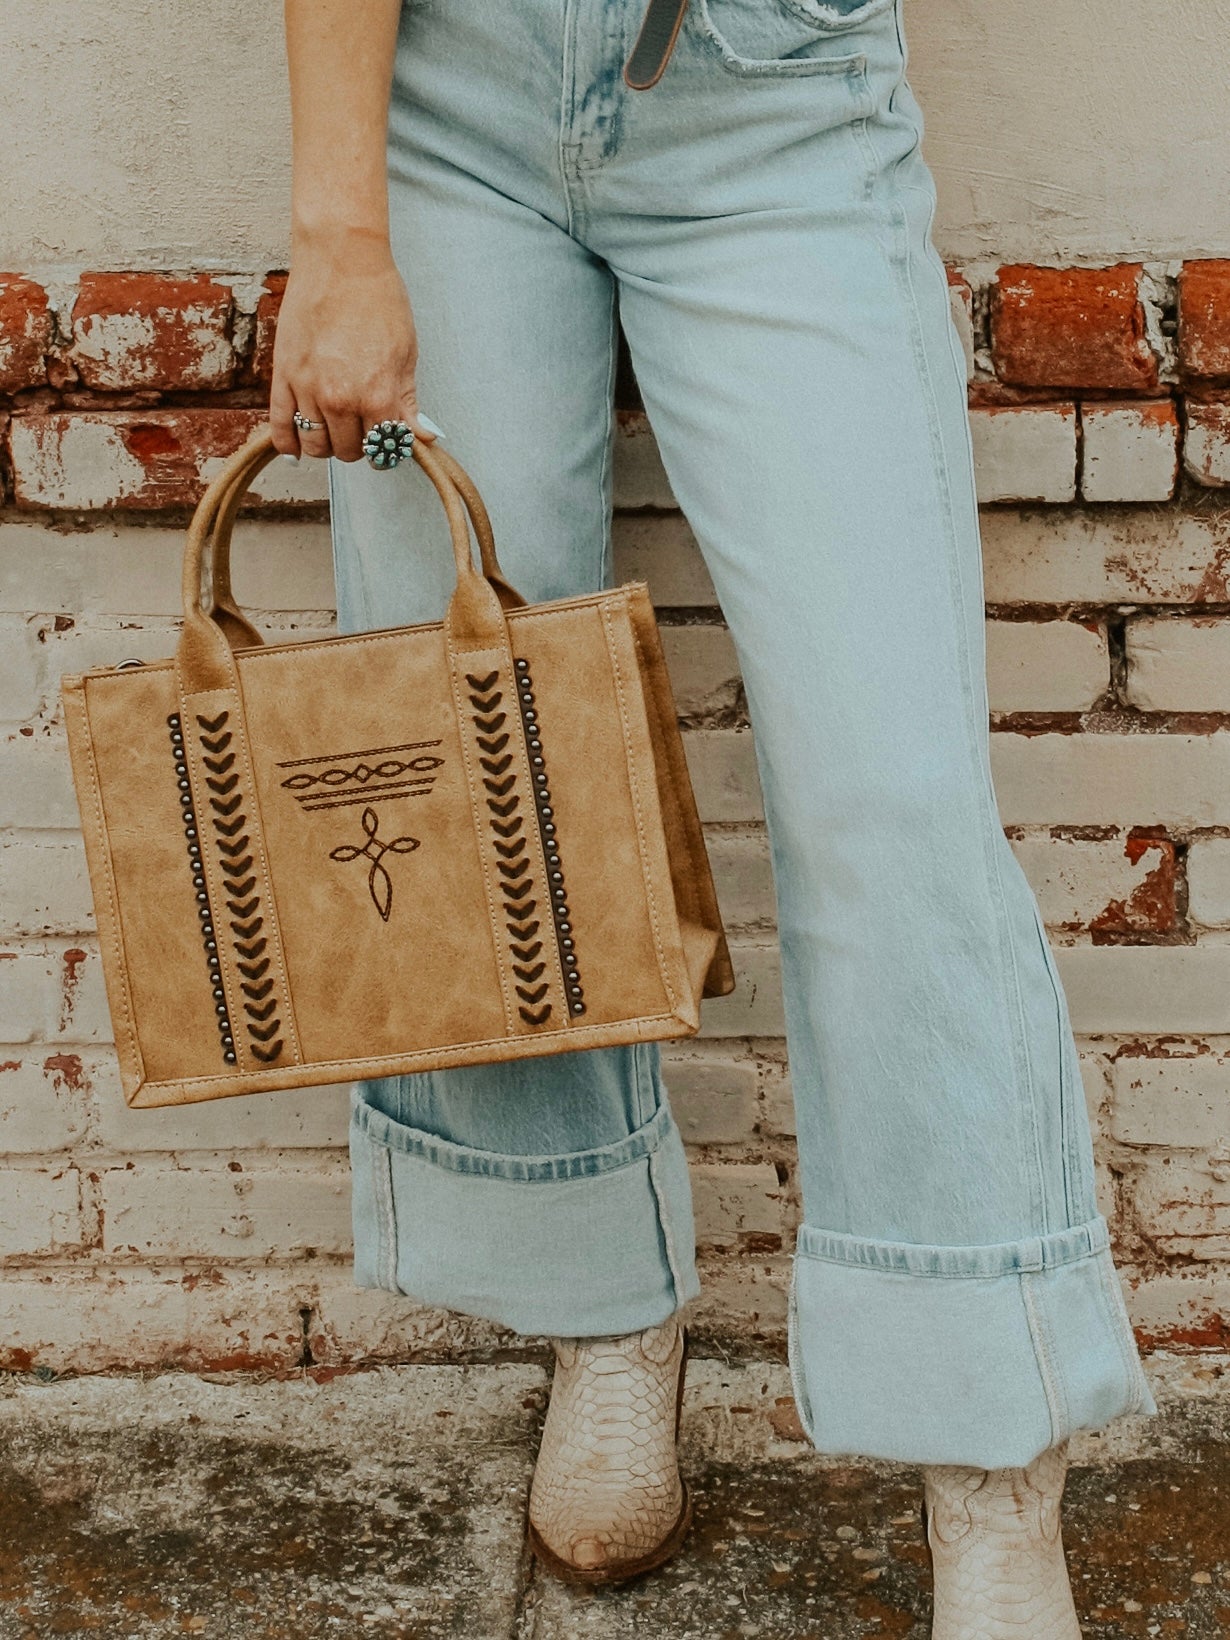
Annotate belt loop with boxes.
[624,0,690,89]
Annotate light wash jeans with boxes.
[328,0,1155,1468]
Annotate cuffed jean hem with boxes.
[788,1214,1156,1470]
[349,1086,700,1337]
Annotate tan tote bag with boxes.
[61,426,735,1109]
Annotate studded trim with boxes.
[513,657,585,1020]
[176,707,286,1068]
[168,712,235,1064]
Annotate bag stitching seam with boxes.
[600,598,678,1013]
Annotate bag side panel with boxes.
[626,587,736,999]
[61,674,146,1103]
[67,668,237,1088]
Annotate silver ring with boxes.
[363,419,415,470]
[292,410,322,432]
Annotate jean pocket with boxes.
[694,0,893,75]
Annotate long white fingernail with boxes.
[416,413,446,439]
[280,452,299,463]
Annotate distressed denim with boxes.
[329,0,1155,1467]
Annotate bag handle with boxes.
[177,424,523,694]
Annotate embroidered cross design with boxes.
[329,805,420,922]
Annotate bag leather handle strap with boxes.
[177,424,520,693]
[200,433,523,636]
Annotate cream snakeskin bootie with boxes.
[527,1316,691,1584]
[924,1443,1082,1639]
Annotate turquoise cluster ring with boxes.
[363,419,416,470]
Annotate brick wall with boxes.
[3,264,1230,1370]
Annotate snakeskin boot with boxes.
[527,1316,691,1584]
[923,1443,1083,1638]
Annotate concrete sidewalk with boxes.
[1,1353,1228,1639]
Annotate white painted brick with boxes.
[1080,402,1179,503]
[985,619,1108,712]
[612,514,717,607]
[700,941,783,1038]
[1183,401,1230,488]
[1078,1047,1114,1141]
[980,506,1230,606]
[1188,839,1230,928]
[660,624,742,719]
[1009,833,1174,935]
[1109,1051,1230,1150]
[37,616,181,695]
[0,1265,322,1373]
[199,451,330,504]
[56,943,112,1043]
[971,405,1078,504]
[661,1048,759,1145]
[1125,616,1230,711]
[0,1166,82,1257]
[1131,1152,1230,1261]
[991,732,1230,828]
[0,518,336,618]
[0,738,80,829]
[759,1061,796,1139]
[684,729,763,823]
[687,1255,790,1337]
[0,618,41,724]
[0,951,59,1042]
[1056,946,1230,1035]
[1126,1270,1230,1347]
[0,838,93,936]
[93,1060,350,1152]
[690,1161,786,1246]
[704,829,776,929]
[100,1163,352,1260]
[0,1051,90,1153]
[612,412,676,509]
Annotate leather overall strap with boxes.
[624,0,690,88]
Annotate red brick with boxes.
[7,408,267,509]
[991,264,1158,392]
[249,272,288,386]
[70,272,235,392]
[1179,260,1230,382]
[0,276,52,393]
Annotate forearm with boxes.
[284,0,402,254]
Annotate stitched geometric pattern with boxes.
[328,804,421,922]
[466,667,555,1029]
[276,740,444,813]
[193,708,285,1066]
[513,657,585,1018]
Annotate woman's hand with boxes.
[270,226,435,463]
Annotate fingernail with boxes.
[280,452,299,463]
[416,413,446,439]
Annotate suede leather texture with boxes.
[61,431,734,1109]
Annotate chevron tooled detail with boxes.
[465,667,555,1032]
[187,707,287,1069]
